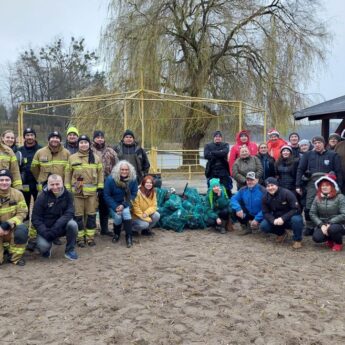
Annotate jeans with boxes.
[109,207,131,225]
[36,219,78,254]
[260,214,304,241]
[313,224,345,245]
[132,212,160,232]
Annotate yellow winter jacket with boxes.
[131,190,158,222]
[64,151,104,196]
[0,188,28,228]
[0,143,23,190]
[31,145,70,190]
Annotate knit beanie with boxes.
[78,135,91,145]
[280,145,293,153]
[213,130,223,138]
[23,127,36,137]
[93,130,105,139]
[0,169,12,180]
[209,178,220,189]
[288,132,300,140]
[123,129,135,139]
[312,136,325,144]
[265,177,279,186]
[66,126,79,136]
[48,131,62,141]
[328,133,341,141]
[298,139,310,146]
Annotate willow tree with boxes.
[102,0,328,152]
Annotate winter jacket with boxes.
[231,184,265,222]
[0,143,23,190]
[204,141,230,178]
[204,185,229,222]
[267,138,287,160]
[310,193,345,226]
[296,149,342,188]
[257,153,275,182]
[275,158,299,190]
[131,190,158,222]
[104,176,138,211]
[232,156,263,189]
[31,187,74,241]
[335,141,345,192]
[64,151,104,196]
[114,141,150,181]
[64,142,78,155]
[229,130,258,174]
[92,143,118,178]
[262,187,299,224]
[0,188,28,228]
[18,142,42,191]
[31,145,70,190]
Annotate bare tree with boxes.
[102,0,329,156]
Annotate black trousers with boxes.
[313,224,345,245]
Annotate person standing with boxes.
[266,129,287,160]
[204,130,232,196]
[92,130,118,236]
[1,130,23,168]
[64,126,79,154]
[114,129,150,183]
[296,136,342,236]
[288,132,300,158]
[256,143,275,183]
[335,131,345,194]
[32,174,78,260]
[327,133,341,151]
[18,128,42,211]
[65,135,103,247]
[0,169,28,266]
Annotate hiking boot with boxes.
[238,224,252,236]
[276,231,288,243]
[303,227,314,236]
[141,229,155,236]
[26,240,36,252]
[65,251,78,261]
[87,239,96,247]
[100,230,113,237]
[14,257,26,266]
[292,241,302,249]
[112,234,120,243]
[332,244,343,252]
[53,238,62,245]
[326,240,334,249]
[77,240,86,248]
[225,220,234,232]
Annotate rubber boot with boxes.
[112,224,122,243]
[100,216,113,236]
[123,220,133,248]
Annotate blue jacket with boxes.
[231,184,265,222]
[104,176,138,210]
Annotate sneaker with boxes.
[64,251,78,261]
[41,248,52,258]
[325,240,334,249]
[292,241,302,249]
[276,232,288,243]
[14,257,26,266]
[332,244,343,252]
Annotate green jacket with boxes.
[310,193,345,226]
[205,186,229,222]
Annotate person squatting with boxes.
[0,126,344,267]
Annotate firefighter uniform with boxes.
[29,144,70,240]
[0,143,23,190]
[0,174,28,265]
[65,144,103,246]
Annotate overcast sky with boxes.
[0,0,344,104]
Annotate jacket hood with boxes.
[235,130,251,145]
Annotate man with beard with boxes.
[29,131,70,249]
[92,130,118,236]
[114,130,150,183]
[18,128,42,211]
[204,130,233,198]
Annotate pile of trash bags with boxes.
[156,186,217,232]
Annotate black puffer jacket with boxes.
[310,193,345,226]
[31,187,74,241]
[275,157,299,190]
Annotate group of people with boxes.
[0,127,153,266]
[1,125,345,267]
[204,128,345,250]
